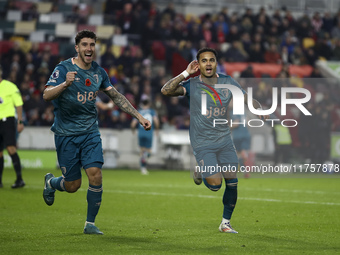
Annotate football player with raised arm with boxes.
[42,30,151,235]
[161,48,267,233]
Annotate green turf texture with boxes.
[0,168,339,255]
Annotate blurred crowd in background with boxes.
[1,0,340,163]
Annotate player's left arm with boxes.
[104,87,151,130]
[243,93,269,120]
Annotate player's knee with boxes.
[86,167,102,186]
[89,172,102,186]
[203,178,222,192]
[65,180,81,193]
[7,146,17,155]
[66,185,80,193]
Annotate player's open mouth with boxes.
[206,67,212,74]
[85,53,92,60]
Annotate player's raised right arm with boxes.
[43,71,77,101]
[161,60,199,97]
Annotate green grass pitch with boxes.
[0,168,339,255]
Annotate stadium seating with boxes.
[55,23,76,38]
[112,34,128,46]
[14,21,36,36]
[29,30,46,42]
[0,20,15,34]
[13,1,34,12]
[39,13,64,24]
[38,42,60,56]
[36,2,52,14]
[77,24,96,33]
[88,14,104,26]
[96,25,115,40]
[36,22,55,36]
[58,3,73,13]
[6,10,22,21]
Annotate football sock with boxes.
[50,176,66,191]
[203,178,222,191]
[10,153,22,181]
[141,152,149,168]
[86,184,103,223]
[140,157,146,168]
[222,178,238,220]
[222,218,230,224]
[0,156,3,183]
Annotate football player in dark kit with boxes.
[42,30,151,235]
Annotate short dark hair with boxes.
[196,47,217,61]
[75,30,97,45]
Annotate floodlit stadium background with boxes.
[1,0,340,170]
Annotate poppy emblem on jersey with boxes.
[199,82,222,106]
[85,78,91,86]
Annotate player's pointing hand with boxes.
[66,71,77,87]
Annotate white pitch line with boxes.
[242,187,340,196]
[103,189,340,206]
[105,183,340,196]
[27,185,340,206]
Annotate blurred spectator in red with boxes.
[264,43,282,64]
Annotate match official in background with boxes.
[42,30,151,235]
[0,65,25,188]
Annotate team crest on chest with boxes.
[220,89,229,98]
[94,74,99,84]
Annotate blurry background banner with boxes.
[225,63,313,78]
[1,0,340,168]
[317,60,340,79]
[4,150,56,169]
